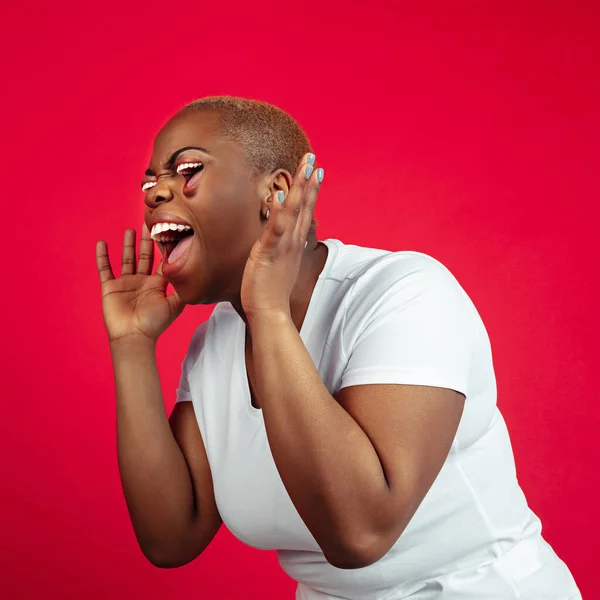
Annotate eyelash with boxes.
[141,162,204,193]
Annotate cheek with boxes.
[187,172,259,236]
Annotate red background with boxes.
[1,1,597,598]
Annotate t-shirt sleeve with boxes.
[175,321,208,403]
[339,255,479,397]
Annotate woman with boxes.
[96,96,581,599]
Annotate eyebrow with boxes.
[144,146,210,176]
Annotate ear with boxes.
[268,169,293,196]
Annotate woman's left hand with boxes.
[241,153,324,320]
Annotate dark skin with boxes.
[96,108,465,570]
[140,108,328,408]
[143,108,327,324]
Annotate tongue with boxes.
[167,235,193,264]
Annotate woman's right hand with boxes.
[96,224,186,344]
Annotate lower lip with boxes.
[161,235,195,278]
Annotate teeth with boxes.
[176,162,202,174]
[150,222,192,240]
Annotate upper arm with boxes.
[171,321,222,555]
[334,383,464,559]
[334,258,477,561]
[168,400,222,564]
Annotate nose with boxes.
[144,179,174,208]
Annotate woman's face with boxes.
[143,108,266,305]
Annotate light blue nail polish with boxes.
[307,153,315,166]
[317,168,324,183]
[305,165,314,180]
[277,190,285,203]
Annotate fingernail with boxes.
[277,190,285,203]
[317,168,324,183]
[305,165,314,180]
[307,153,315,166]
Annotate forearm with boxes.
[248,313,392,567]
[111,338,198,562]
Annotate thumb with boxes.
[154,259,171,294]
[167,289,186,317]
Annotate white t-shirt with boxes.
[176,238,581,600]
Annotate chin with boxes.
[170,281,203,306]
[170,277,216,306]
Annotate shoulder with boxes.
[335,248,484,397]
[344,248,477,323]
[180,321,208,370]
[326,239,461,293]
[183,302,238,360]
[354,248,459,287]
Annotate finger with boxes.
[261,189,287,251]
[137,222,154,275]
[121,229,136,276]
[276,152,315,239]
[287,153,319,242]
[298,165,324,239]
[262,152,316,253]
[280,152,314,214]
[289,152,315,208]
[96,240,115,284]
[293,152,316,181]
[155,259,170,291]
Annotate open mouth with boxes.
[151,223,195,264]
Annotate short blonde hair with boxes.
[182,96,318,233]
